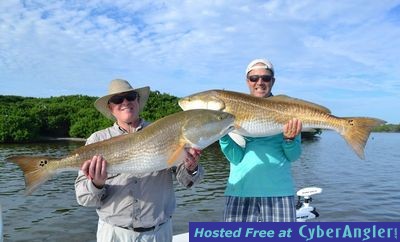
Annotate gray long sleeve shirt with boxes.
[74,121,204,229]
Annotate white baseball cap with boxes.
[245,58,274,76]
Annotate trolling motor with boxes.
[296,187,322,222]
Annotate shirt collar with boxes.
[114,118,145,133]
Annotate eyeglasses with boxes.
[108,92,139,104]
[248,75,273,83]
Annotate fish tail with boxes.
[341,117,386,159]
[7,156,57,195]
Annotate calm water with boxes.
[0,132,399,241]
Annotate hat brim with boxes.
[94,86,150,120]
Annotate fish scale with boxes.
[8,109,235,195]
[179,89,386,159]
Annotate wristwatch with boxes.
[188,166,198,176]
[284,137,295,143]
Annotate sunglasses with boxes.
[108,92,139,104]
[248,75,273,83]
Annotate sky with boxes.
[0,0,399,124]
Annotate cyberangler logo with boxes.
[299,224,398,241]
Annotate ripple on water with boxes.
[1,134,399,240]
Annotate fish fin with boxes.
[341,117,386,159]
[270,95,331,114]
[72,133,132,155]
[166,143,186,167]
[228,132,246,148]
[7,156,56,195]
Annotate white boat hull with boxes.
[173,232,188,242]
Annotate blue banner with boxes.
[189,222,399,241]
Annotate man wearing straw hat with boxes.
[75,79,204,242]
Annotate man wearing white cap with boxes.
[75,79,204,241]
[219,59,302,222]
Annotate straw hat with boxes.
[245,58,274,76]
[94,79,150,120]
